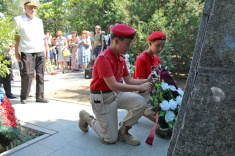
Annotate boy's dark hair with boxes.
[110,32,132,41]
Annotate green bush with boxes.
[0,14,20,144]
[0,14,17,77]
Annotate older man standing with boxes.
[14,0,49,104]
[92,25,105,59]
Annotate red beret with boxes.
[147,31,166,41]
[111,24,136,39]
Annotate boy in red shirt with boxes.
[133,31,166,122]
[79,24,156,146]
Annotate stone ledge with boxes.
[0,122,57,156]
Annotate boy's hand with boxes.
[147,73,154,81]
[139,82,154,92]
[151,77,159,84]
[147,73,159,83]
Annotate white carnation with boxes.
[161,82,169,90]
[169,99,177,110]
[169,85,176,91]
[177,88,184,96]
[176,96,182,105]
[165,111,175,122]
[160,100,170,111]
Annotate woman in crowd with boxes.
[69,31,79,71]
[78,30,91,70]
[56,30,70,73]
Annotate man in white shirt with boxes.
[14,0,49,104]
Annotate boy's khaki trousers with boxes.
[137,91,154,116]
[90,91,147,143]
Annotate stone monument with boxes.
[167,0,235,155]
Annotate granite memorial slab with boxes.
[167,0,235,155]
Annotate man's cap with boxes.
[19,0,39,8]
[111,24,136,39]
[147,31,166,41]
[101,31,105,34]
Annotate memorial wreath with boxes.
[146,65,184,145]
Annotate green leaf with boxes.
[168,123,173,128]
[159,111,165,117]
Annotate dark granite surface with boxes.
[167,0,235,155]
[200,1,235,69]
[171,72,235,155]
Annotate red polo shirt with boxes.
[133,52,161,79]
[90,47,130,90]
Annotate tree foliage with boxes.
[1,0,204,74]
[37,0,68,36]
[0,0,22,17]
[0,16,17,77]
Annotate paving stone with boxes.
[9,143,54,156]
[6,69,169,156]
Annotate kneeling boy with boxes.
[79,24,155,146]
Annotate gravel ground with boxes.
[45,76,187,103]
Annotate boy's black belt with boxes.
[90,90,112,94]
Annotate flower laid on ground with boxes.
[150,65,184,128]
[0,89,20,139]
[0,89,4,102]
[45,59,57,75]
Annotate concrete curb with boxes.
[44,97,91,107]
[0,122,57,156]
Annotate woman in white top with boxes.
[56,30,70,73]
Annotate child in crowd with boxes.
[79,24,157,146]
[133,31,166,122]
[78,30,91,70]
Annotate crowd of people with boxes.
[44,24,114,74]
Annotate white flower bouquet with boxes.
[151,65,184,128]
